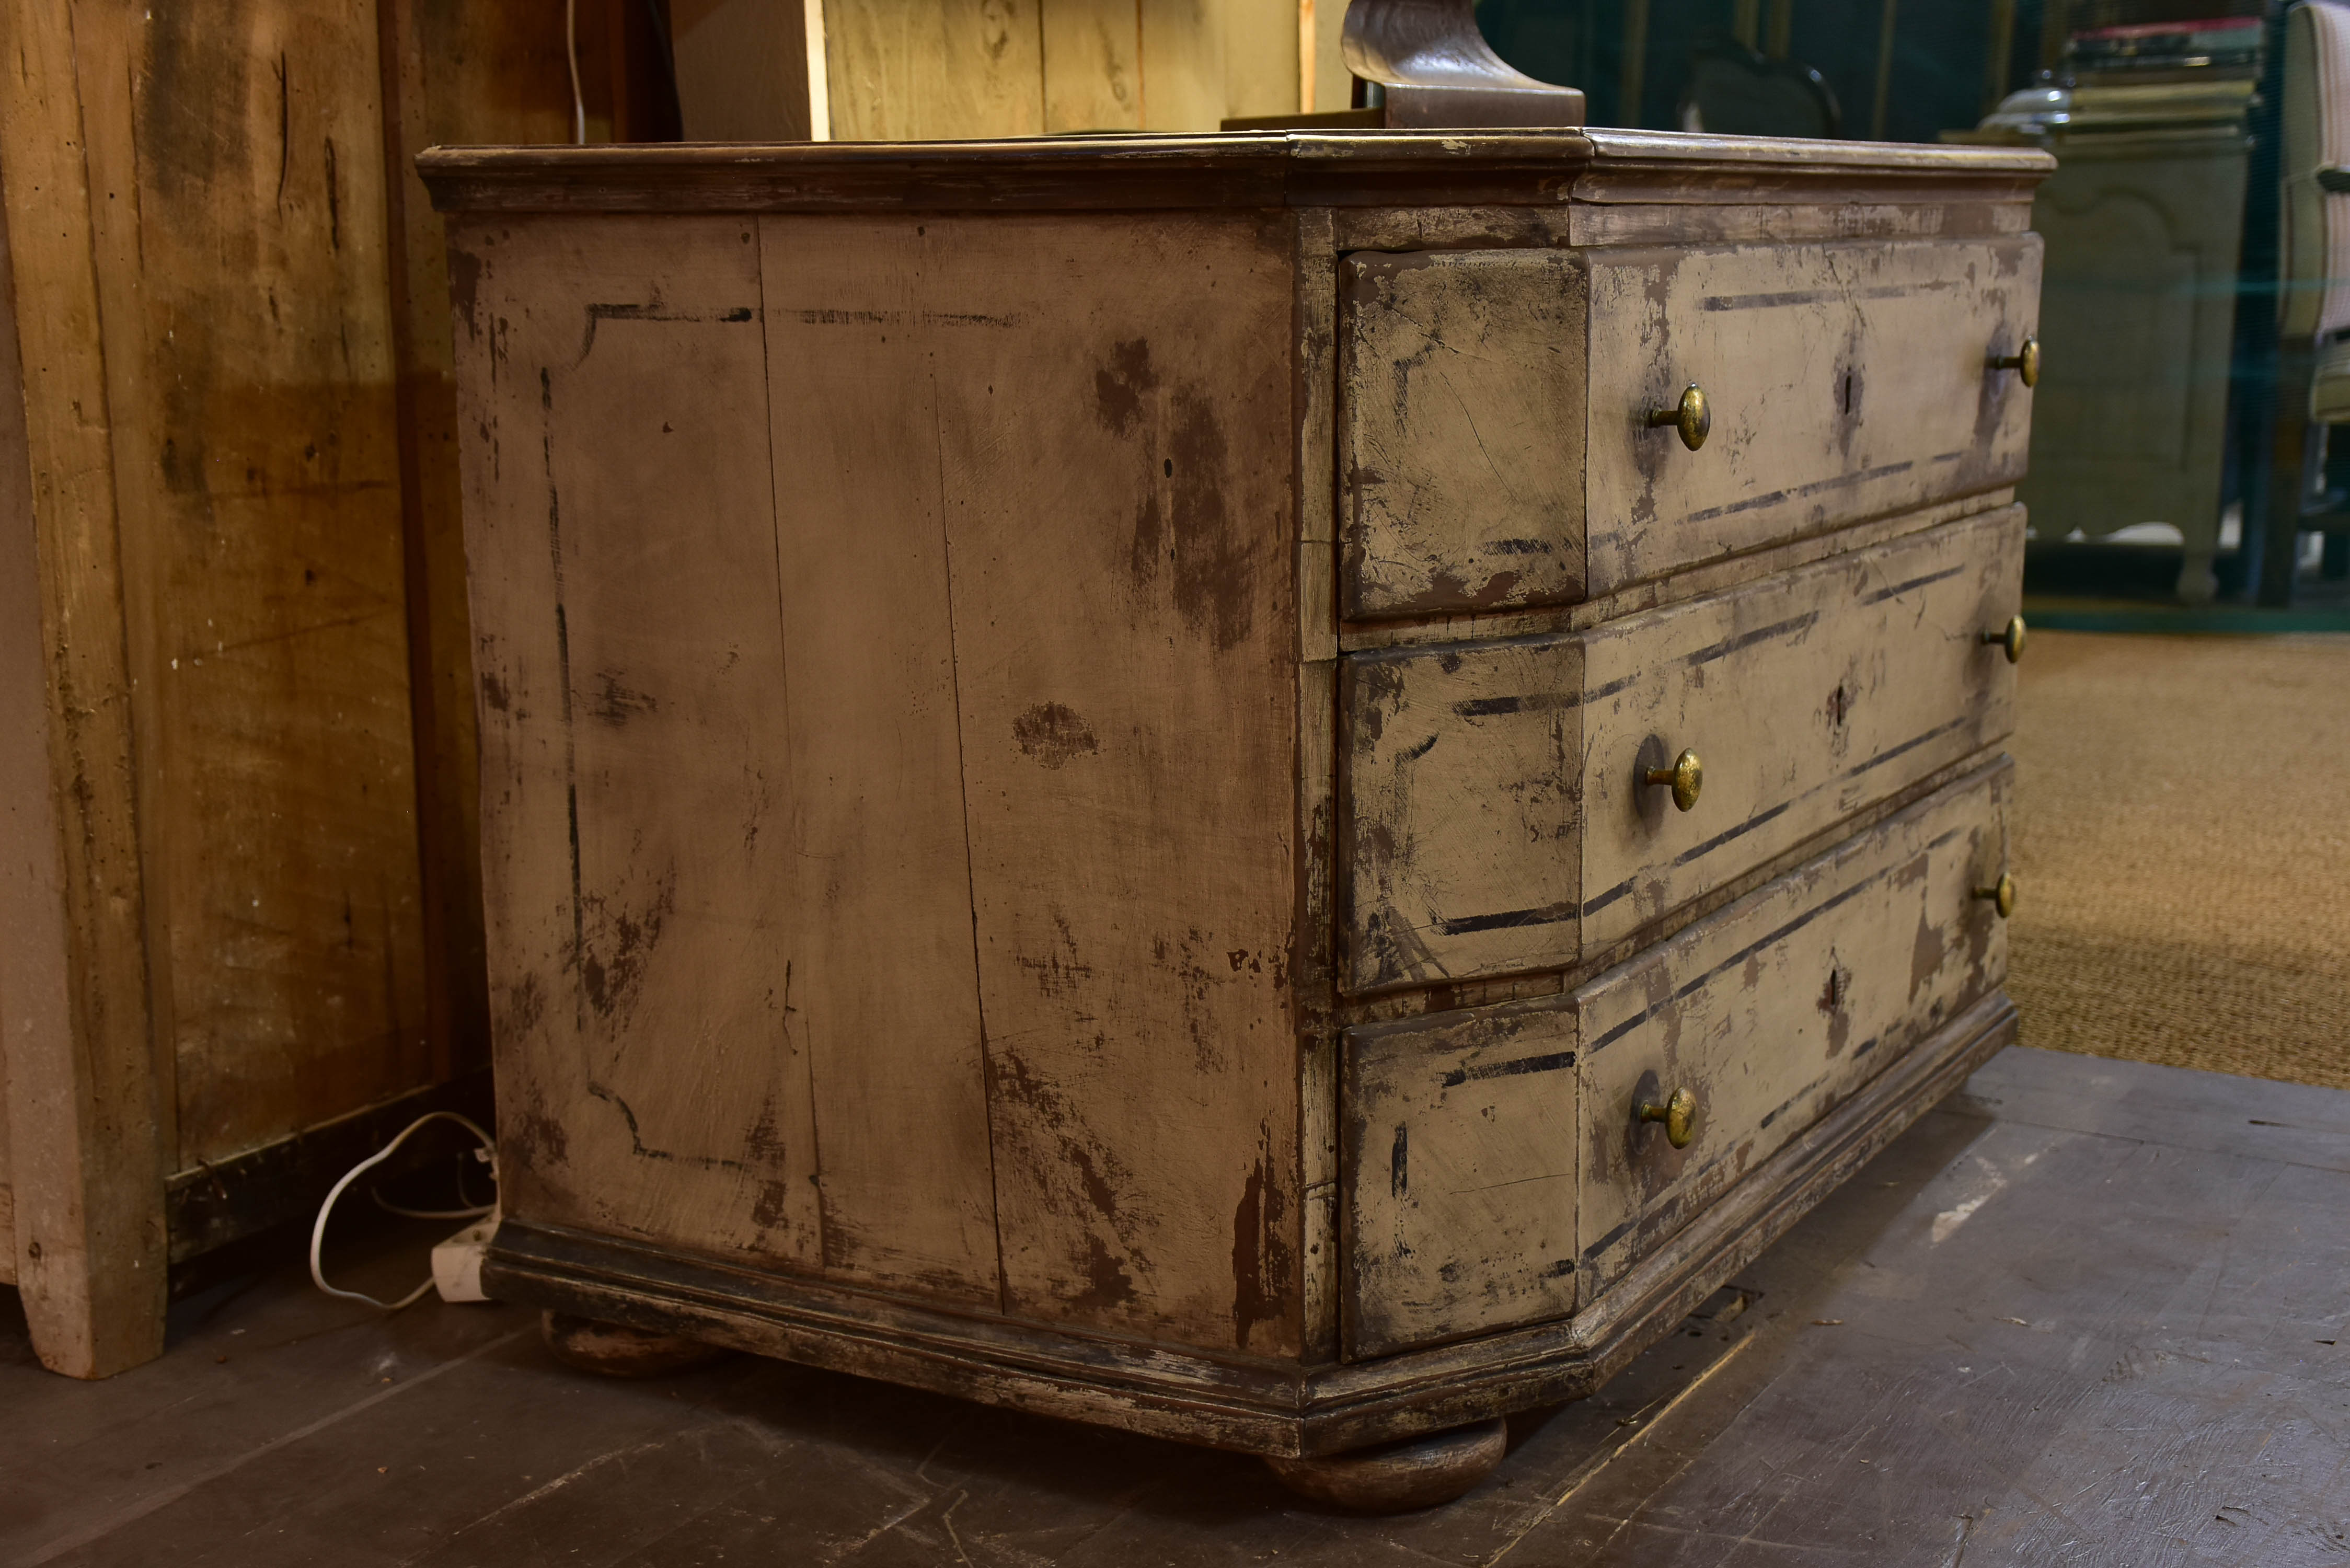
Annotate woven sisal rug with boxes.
[2009,630,2350,1090]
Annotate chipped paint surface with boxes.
[1341,638,1584,991]
[1584,237,2041,594]
[1342,1002,1581,1357]
[1340,509,2020,992]
[1578,507,2022,951]
[1340,249,1589,619]
[448,160,2042,1442]
[1576,761,2012,1294]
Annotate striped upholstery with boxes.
[2282,1,2350,339]
[2313,333,2350,421]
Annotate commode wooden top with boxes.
[418,129,2051,215]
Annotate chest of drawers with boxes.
[423,128,2047,1509]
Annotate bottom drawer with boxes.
[1341,758,2010,1360]
[1577,757,2012,1293]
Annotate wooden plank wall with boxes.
[0,0,641,1377]
[676,0,1323,141]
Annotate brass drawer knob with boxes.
[1642,749,1703,812]
[1991,336,2041,388]
[1646,383,1711,451]
[1979,614,2027,664]
[1636,1087,1698,1149]
[1973,873,2017,919]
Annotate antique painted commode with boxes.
[420,128,2047,1509]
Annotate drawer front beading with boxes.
[1337,761,2011,1359]
[1340,507,2022,992]
[1339,237,2041,619]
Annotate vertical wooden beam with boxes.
[1733,0,1761,51]
[1299,0,1316,113]
[805,0,832,137]
[0,0,168,1379]
[1768,0,1795,60]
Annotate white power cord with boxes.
[566,0,586,145]
[369,1143,494,1221]
[309,1111,497,1311]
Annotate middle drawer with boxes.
[1340,505,2021,994]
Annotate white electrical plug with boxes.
[431,1215,499,1304]
[310,1111,499,1311]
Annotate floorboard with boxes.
[5,1046,2346,1566]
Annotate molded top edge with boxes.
[418,128,2054,214]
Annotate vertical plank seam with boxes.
[918,227,1011,1317]
[536,364,585,1043]
[374,0,457,1091]
[75,0,179,1174]
[1288,210,1313,1363]
[1293,210,1339,1363]
[752,216,824,1275]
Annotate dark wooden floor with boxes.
[8,1045,2350,1566]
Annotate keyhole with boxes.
[1842,373,1854,414]
[1828,682,1850,726]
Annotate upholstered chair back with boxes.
[2282,0,2350,338]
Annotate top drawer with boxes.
[1339,237,2042,618]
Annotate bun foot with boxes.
[539,1310,732,1379]
[1264,1417,1508,1513]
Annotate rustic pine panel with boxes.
[887,212,1305,1353]
[1215,0,1303,123]
[760,216,1004,1305]
[824,0,1047,141]
[453,214,826,1273]
[67,4,430,1170]
[1042,0,1143,132]
[1136,0,1225,132]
